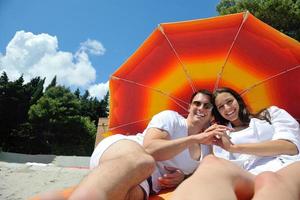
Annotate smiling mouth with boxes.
[196,112,205,117]
[226,110,235,117]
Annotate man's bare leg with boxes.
[171,155,254,200]
[253,161,300,200]
[69,140,155,200]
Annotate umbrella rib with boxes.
[158,24,197,93]
[108,118,150,132]
[240,64,300,95]
[214,11,249,91]
[111,75,189,111]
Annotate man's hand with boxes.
[193,124,229,145]
[213,129,235,152]
[157,166,185,189]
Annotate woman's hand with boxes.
[193,124,229,145]
[214,132,235,152]
[157,166,185,189]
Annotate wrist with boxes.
[189,134,200,144]
[230,144,240,153]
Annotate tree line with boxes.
[0,72,109,156]
[217,0,300,41]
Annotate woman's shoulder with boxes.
[266,106,298,123]
[267,106,287,116]
[267,105,280,112]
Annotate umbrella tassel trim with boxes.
[110,75,189,111]
[214,11,249,91]
[240,64,300,95]
[158,24,197,93]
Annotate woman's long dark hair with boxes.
[212,87,271,126]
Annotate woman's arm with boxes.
[216,106,300,156]
[222,138,298,156]
[269,106,300,154]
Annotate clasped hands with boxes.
[206,124,235,152]
[193,124,233,145]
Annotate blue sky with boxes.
[0,0,220,99]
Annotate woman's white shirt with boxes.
[213,106,300,174]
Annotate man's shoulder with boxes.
[156,110,182,118]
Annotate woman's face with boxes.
[214,92,241,125]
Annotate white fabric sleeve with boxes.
[201,144,212,158]
[269,106,300,153]
[145,110,178,137]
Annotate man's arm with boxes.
[143,127,196,161]
[143,125,227,161]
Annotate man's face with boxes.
[188,93,213,126]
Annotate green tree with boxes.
[99,91,109,117]
[74,88,81,99]
[46,75,57,91]
[76,90,109,126]
[0,74,25,147]
[29,86,96,155]
[0,73,46,152]
[82,90,90,100]
[26,77,45,105]
[0,71,8,83]
[217,0,300,41]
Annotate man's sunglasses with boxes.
[192,101,213,110]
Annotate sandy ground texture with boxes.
[0,152,91,200]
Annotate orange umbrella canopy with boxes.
[108,12,300,135]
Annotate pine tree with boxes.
[46,75,57,91]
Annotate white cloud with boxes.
[79,39,106,55]
[88,81,109,100]
[0,31,107,99]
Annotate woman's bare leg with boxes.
[172,155,254,200]
[253,161,300,200]
[69,140,155,200]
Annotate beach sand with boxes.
[0,152,90,200]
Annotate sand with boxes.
[0,152,90,200]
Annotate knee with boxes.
[254,171,281,189]
[139,152,156,172]
[201,154,224,166]
[130,151,155,174]
[199,155,252,178]
[193,155,224,175]
[255,171,280,183]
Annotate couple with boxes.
[65,87,300,200]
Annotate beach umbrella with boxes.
[107,11,300,136]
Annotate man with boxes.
[67,90,228,200]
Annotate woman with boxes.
[212,87,300,174]
[171,87,300,200]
